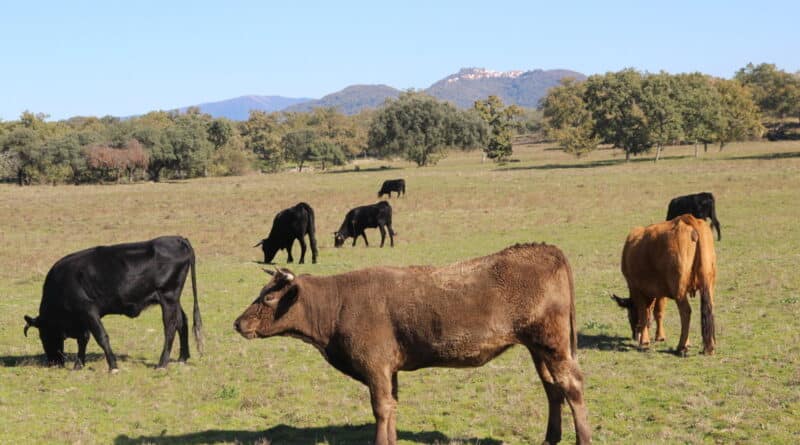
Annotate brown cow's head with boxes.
[234,267,300,339]
[611,294,637,340]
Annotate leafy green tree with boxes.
[242,111,284,171]
[368,92,485,166]
[541,79,599,157]
[281,129,317,172]
[674,73,723,155]
[473,95,522,161]
[584,69,652,161]
[641,72,684,161]
[1,125,44,185]
[309,140,347,170]
[714,79,763,150]
[208,118,234,149]
[735,63,800,122]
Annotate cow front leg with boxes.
[653,297,667,342]
[297,236,307,264]
[636,301,652,349]
[367,370,398,445]
[85,314,118,372]
[157,302,182,368]
[361,231,369,247]
[286,239,294,263]
[74,331,90,370]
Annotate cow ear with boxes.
[611,294,631,308]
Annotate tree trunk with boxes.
[694,143,699,158]
[704,142,708,153]
[655,144,662,162]
[625,148,630,162]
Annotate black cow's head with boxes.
[24,315,66,366]
[611,295,637,339]
[333,231,346,248]
[254,239,279,264]
[234,268,300,339]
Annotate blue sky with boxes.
[2,1,798,121]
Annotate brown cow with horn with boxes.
[234,243,591,445]
[612,214,717,356]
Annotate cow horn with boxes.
[274,267,295,282]
[23,315,37,337]
[263,268,275,276]
[253,240,264,248]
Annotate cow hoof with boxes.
[655,337,666,342]
[73,363,83,371]
[109,368,120,374]
[156,365,168,371]
[676,348,688,357]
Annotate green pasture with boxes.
[1,141,798,444]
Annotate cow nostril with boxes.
[234,320,240,332]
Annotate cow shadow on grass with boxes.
[0,352,132,368]
[115,423,503,445]
[325,165,402,174]
[495,155,692,171]
[730,151,800,161]
[578,333,634,351]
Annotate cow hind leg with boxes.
[297,236,307,264]
[528,350,564,444]
[177,307,190,362]
[378,225,387,247]
[542,353,592,445]
[74,331,90,370]
[675,297,692,356]
[361,231,369,247]
[157,302,181,368]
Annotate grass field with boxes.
[1,141,799,444]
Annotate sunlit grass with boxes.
[1,140,799,444]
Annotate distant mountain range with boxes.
[177,95,313,120]
[172,67,586,120]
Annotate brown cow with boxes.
[612,214,717,356]
[234,243,591,445]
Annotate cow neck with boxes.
[293,275,342,349]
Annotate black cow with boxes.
[377,179,405,198]
[23,236,203,372]
[666,192,721,240]
[334,201,395,248]
[254,202,318,264]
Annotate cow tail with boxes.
[565,258,578,360]
[692,226,716,354]
[186,239,204,356]
[710,200,722,241]
[306,203,318,258]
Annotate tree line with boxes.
[541,63,799,160]
[1,63,795,184]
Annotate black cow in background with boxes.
[666,192,722,240]
[23,236,203,372]
[378,179,405,198]
[334,201,395,248]
[254,202,318,264]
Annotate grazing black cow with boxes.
[254,202,318,264]
[334,201,395,248]
[666,192,721,241]
[23,236,203,372]
[377,179,405,198]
